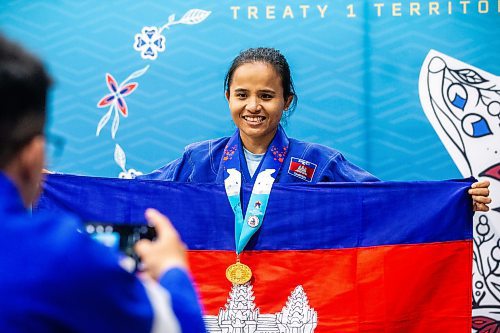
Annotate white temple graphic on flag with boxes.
[204,283,318,333]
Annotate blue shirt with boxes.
[0,172,206,333]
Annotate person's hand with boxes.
[134,208,188,281]
[469,180,491,212]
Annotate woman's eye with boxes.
[261,94,273,100]
[235,93,247,99]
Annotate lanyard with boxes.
[222,127,289,254]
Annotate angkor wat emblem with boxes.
[204,283,318,333]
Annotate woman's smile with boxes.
[242,115,266,125]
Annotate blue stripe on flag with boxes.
[36,174,474,250]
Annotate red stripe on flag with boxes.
[188,241,472,332]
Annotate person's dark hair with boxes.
[224,47,297,122]
[0,34,51,168]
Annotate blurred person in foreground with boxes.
[0,34,206,333]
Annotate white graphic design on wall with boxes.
[94,9,211,177]
[419,50,500,332]
[133,9,211,60]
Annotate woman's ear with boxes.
[225,90,230,102]
[284,95,293,110]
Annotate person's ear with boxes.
[3,135,45,207]
[225,90,230,102]
[18,135,45,194]
[284,95,293,110]
[19,136,44,172]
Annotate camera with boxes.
[84,222,156,270]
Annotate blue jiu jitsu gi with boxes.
[140,126,378,183]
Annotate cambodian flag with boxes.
[37,175,474,332]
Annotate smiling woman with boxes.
[227,62,293,154]
[138,47,490,211]
[140,47,377,184]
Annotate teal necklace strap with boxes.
[222,127,289,254]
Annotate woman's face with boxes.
[226,62,292,153]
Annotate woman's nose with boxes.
[245,98,261,112]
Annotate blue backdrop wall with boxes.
[0,0,498,180]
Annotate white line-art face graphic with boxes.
[419,50,500,330]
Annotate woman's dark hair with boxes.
[224,47,297,121]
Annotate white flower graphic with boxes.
[133,9,211,60]
[133,26,166,60]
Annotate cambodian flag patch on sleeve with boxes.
[288,157,317,182]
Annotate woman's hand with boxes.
[469,180,492,212]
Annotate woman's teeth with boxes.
[243,116,265,123]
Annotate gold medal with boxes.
[226,261,252,285]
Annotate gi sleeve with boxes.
[320,152,380,182]
[159,268,208,333]
[138,152,194,182]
